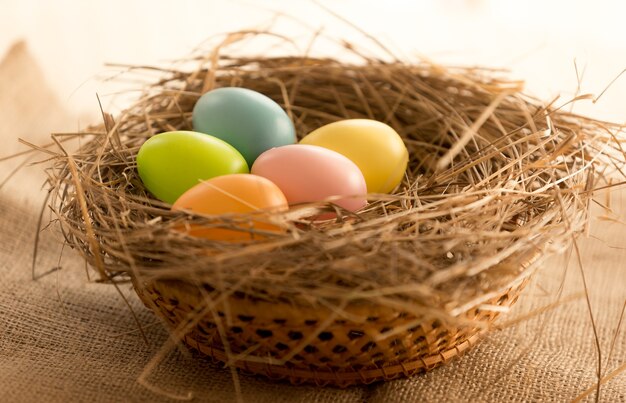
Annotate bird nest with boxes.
[45,33,625,386]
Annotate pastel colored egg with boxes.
[136,131,248,204]
[251,144,367,214]
[172,174,288,241]
[300,119,409,193]
[192,87,296,166]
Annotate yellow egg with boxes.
[300,119,408,193]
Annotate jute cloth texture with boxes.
[0,42,624,403]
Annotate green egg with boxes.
[192,87,296,166]
[136,131,249,204]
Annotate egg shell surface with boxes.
[136,130,249,204]
[251,144,367,213]
[300,119,408,193]
[192,87,296,166]
[171,174,288,241]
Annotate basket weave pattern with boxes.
[134,273,530,386]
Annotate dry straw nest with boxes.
[47,33,625,387]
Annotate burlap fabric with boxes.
[1,42,624,403]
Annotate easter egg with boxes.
[192,87,296,166]
[171,174,288,241]
[300,119,408,193]
[251,144,367,213]
[136,131,248,204]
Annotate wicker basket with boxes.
[132,252,537,387]
[47,34,617,389]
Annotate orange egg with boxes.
[171,174,288,241]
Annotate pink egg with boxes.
[251,144,367,214]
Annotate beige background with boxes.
[0,1,625,402]
[2,0,626,121]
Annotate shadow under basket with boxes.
[132,254,537,387]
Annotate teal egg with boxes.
[192,87,296,166]
[136,131,249,204]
